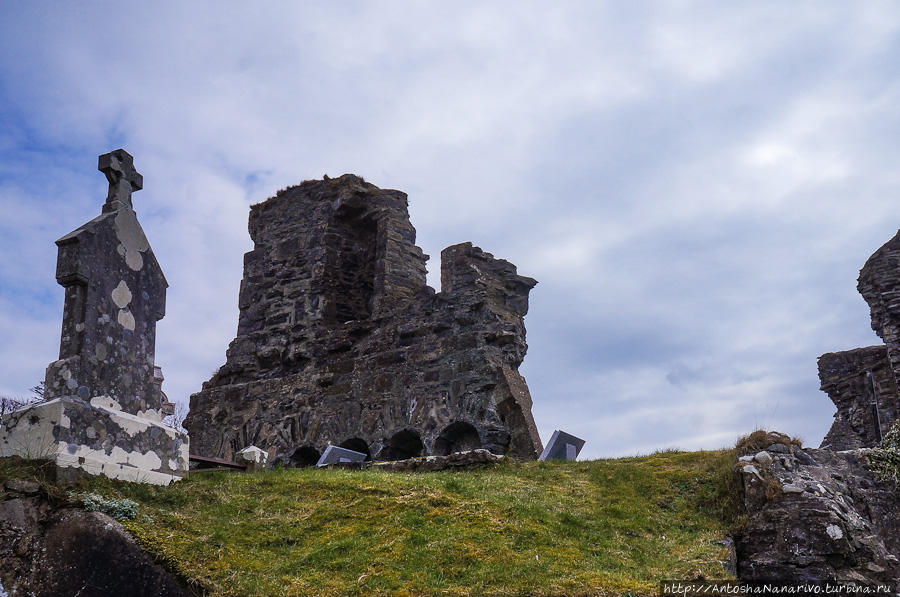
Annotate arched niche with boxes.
[290,445,321,467]
[339,437,372,460]
[433,421,482,456]
[379,429,424,461]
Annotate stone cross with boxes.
[0,149,189,486]
[44,148,168,417]
[99,149,143,212]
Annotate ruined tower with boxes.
[185,174,543,463]
[819,230,900,449]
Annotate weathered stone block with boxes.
[0,397,187,485]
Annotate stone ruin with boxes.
[818,231,900,449]
[733,229,900,584]
[185,174,543,464]
[0,149,189,485]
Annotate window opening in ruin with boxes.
[380,429,424,461]
[324,204,377,323]
[339,437,372,460]
[290,445,321,467]
[433,421,482,456]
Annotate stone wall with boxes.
[819,230,900,448]
[818,347,898,450]
[185,175,543,463]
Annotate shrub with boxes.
[77,492,139,521]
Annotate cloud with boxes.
[1,2,899,459]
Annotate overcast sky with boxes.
[1,2,899,459]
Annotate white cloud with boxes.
[1,1,900,457]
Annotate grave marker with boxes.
[0,150,189,485]
[316,445,368,467]
[538,430,585,461]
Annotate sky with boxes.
[1,2,899,459]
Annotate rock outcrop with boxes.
[819,231,900,449]
[186,175,543,464]
[0,473,188,596]
[736,435,900,586]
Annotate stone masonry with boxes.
[185,174,543,464]
[819,230,900,450]
[0,149,188,484]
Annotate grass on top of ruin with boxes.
[11,449,735,597]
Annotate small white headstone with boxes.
[237,445,269,472]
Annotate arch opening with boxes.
[339,437,372,460]
[290,445,321,467]
[379,429,424,461]
[434,421,482,456]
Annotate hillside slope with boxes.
[2,451,737,596]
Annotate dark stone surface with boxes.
[819,230,900,449]
[736,441,900,585]
[44,149,170,418]
[819,347,898,450]
[186,175,543,462]
[0,482,189,597]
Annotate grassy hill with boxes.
[2,450,740,596]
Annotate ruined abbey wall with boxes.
[819,230,900,449]
[185,175,543,463]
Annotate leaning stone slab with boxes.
[538,430,585,461]
[317,445,368,467]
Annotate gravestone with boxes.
[316,445,368,467]
[0,149,189,485]
[538,430,585,461]
[237,445,268,472]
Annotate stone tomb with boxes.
[0,149,189,485]
[538,430,585,461]
[316,445,368,467]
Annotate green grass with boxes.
[0,451,739,597]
